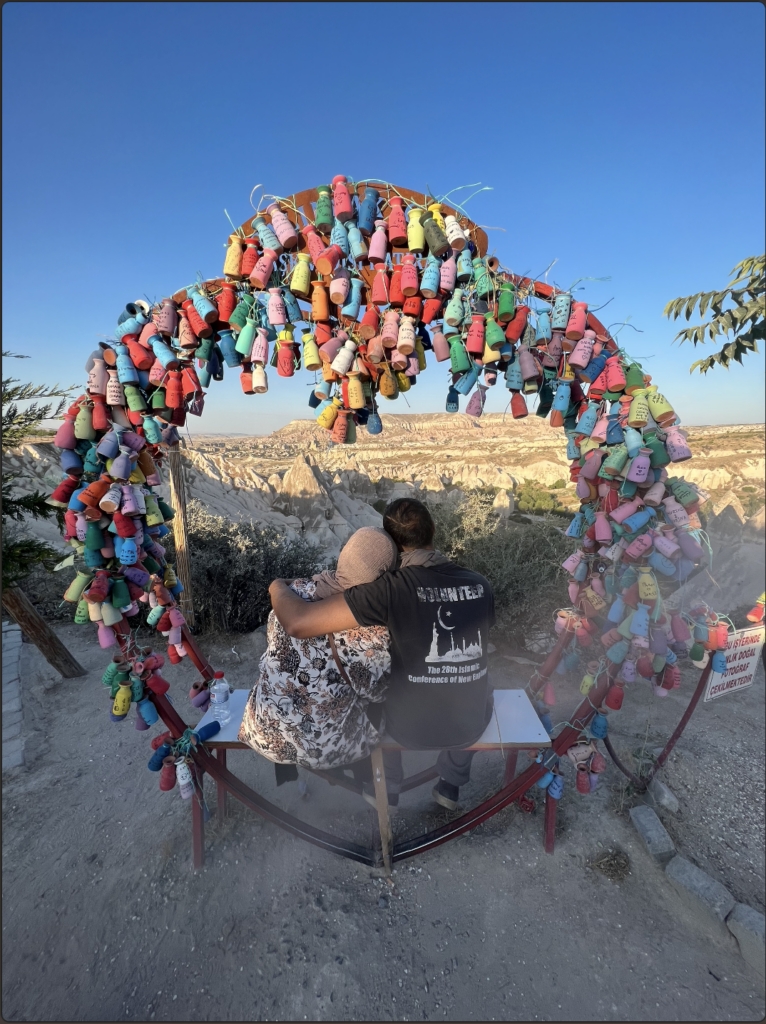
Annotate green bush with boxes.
[516,480,565,515]
[164,501,326,635]
[427,491,575,652]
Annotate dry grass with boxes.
[589,848,631,882]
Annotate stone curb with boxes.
[629,805,675,865]
[629,794,765,983]
[665,856,735,941]
[727,903,765,979]
[2,624,24,773]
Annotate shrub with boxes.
[164,501,326,635]
[516,480,565,515]
[427,491,575,652]
[742,494,764,518]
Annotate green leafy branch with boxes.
[663,256,764,373]
[2,350,78,452]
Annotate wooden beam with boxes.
[2,586,85,678]
[167,443,195,629]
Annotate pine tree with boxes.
[2,352,85,677]
[2,351,76,588]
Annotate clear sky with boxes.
[3,1,764,435]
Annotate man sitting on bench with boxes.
[269,498,495,810]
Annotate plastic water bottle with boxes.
[210,670,231,725]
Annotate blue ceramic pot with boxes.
[357,187,380,237]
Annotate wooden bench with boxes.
[195,688,552,873]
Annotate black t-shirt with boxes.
[344,562,495,749]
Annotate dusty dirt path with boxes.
[2,623,764,1022]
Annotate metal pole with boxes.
[603,659,713,791]
[167,442,195,629]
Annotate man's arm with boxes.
[269,581,360,638]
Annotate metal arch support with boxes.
[602,659,713,791]
[139,619,610,870]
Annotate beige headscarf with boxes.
[312,527,397,598]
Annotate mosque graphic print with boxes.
[424,606,483,664]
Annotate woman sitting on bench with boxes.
[238,527,397,782]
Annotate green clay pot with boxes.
[111,579,130,609]
[156,497,175,521]
[64,570,93,603]
[196,336,215,361]
[497,283,516,323]
[625,364,644,393]
[484,315,505,349]
[74,598,90,624]
[124,385,147,413]
[315,186,333,232]
[85,523,104,550]
[643,432,671,468]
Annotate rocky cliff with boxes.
[5,418,764,569]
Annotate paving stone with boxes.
[727,903,765,979]
[2,695,22,715]
[3,725,22,743]
[629,804,676,865]
[2,678,20,698]
[2,709,22,730]
[647,778,680,815]
[666,856,736,939]
[2,737,24,771]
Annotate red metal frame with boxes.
[119,611,681,871]
[129,623,612,869]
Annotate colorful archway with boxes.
[49,177,720,863]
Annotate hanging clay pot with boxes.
[444,214,467,251]
[389,264,404,306]
[357,186,380,237]
[311,282,330,322]
[223,234,244,279]
[387,196,408,246]
[407,208,425,253]
[265,202,298,250]
[314,185,333,232]
[400,254,419,297]
[329,266,351,306]
[421,211,449,257]
[332,175,354,223]
[250,248,277,290]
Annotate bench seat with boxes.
[195,688,551,751]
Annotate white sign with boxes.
[704,625,765,702]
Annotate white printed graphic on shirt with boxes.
[406,606,487,684]
[425,614,482,664]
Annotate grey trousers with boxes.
[381,749,476,795]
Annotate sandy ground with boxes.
[2,621,764,1023]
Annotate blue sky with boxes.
[3,1,764,435]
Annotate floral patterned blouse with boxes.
[238,579,391,770]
